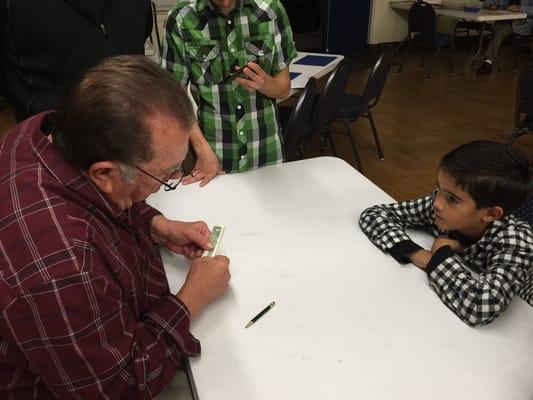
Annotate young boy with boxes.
[359,141,532,327]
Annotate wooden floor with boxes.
[306,42,533,201]
[1,42,532,201]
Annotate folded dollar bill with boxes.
[203,225,225,257]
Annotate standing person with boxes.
[477,0,533,75]
[359,141,532,327]
[162,0,298,185]
[0,0,153,121]
[0,55,231,399]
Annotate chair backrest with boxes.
[310,61,350,138]
[283,78,317,160]
[516,64,533,125]
[362,46,395,109]
[513,196,533,226]
[408,1,436,37]
[150,1,161,55]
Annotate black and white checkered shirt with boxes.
[359,192,533,327]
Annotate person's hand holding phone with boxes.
[234,61,271,93]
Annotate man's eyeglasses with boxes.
[135,164,185,191]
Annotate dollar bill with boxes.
[203,225,225,257]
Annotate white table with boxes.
[390,1,527,73]
[149,157,533,400]
[391,1,527,22]
[287,51,344,95]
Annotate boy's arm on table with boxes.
[358,194,437,264]
[425,244,530,327]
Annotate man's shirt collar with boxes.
[197,0,252,15]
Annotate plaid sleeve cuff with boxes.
[426,245,454,276]
[145,294,201,357]
[389,240,423,264]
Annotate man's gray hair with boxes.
[51,55,195,171]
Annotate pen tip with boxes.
[245,322,252,329]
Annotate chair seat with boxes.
[413,32,453,45]
[335,94,366,120]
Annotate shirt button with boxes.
[230,48,235,52]
[227,20,232,25]
[239,131,244,135]
[237,105,242,110]
[240,155,245,159]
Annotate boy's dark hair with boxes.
[440,140,531,214]
[51,55,194,171]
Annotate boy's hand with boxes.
[409,249,432,269]
[507,4,521,11]
[431,236,463,254]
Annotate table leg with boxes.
[463,21,486,75]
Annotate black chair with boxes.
[150,1,162,56]
[507,64,533,145]
[282,78,317,161]
[513,33,533,71]
[309,61,351,156]
[330,46,395,174]
[398,1,455,80]
[513,196,533,226]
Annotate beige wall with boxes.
[368,0,409,44]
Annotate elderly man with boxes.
[0,55,230,399]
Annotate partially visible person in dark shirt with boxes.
[0,0,152,121]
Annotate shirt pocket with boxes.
[244,34,275,73]
[185,41,223,85]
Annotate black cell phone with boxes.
[225,65,247,80]
[222,58,259,82]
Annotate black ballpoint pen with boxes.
[245,301,276,328]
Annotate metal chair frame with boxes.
[508,64,533,145]
[398,1,455,80]
[282,78,317,161]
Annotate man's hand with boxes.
[177,255,231,319]
[507,4,521,12]
[409,249,433,269]
[431,236,463,254]
[235,64,290,99]
[234,62,270,93]
[182,148,225,187]
[182,123,225,187]
[151,216,211,259]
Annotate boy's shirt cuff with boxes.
[389,240,423,264]
[426,245,455,275]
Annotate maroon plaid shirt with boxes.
[0,113,200,399]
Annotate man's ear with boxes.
[87,161,120,194]
[482,206,504,223]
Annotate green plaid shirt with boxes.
[162,0,297,172]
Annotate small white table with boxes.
[390,1,528,73]
[287,51,344,95]
[149,157,533,400]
